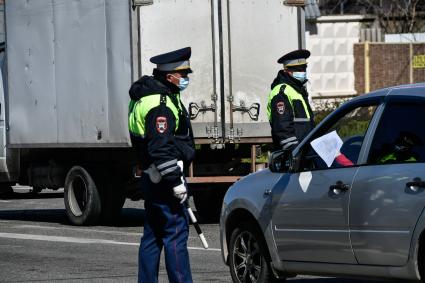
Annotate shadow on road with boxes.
[0,191,215,226]
[116,208,145,227]
[0,190,147,227]
[0,209,69,224]
[288,278,392,282]
[0,191,64,200]
[0,207,148,227]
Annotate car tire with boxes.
[229,221,285,283]
[64,166,101,225]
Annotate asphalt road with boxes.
[0,187,387,283]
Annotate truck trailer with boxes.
[1,0,305,225]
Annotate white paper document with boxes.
[310,130,343,167]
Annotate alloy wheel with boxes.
[232,230,263,283]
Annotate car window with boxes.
[367,101,425,165]
[299,104,377,171]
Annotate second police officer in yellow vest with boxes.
[267,49,315,150]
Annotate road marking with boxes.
[0,200,11,203]
[0,232,221,251]
[14,224,198,239]
[0,244,23,248]
[15,224,143,237]
[0,232,138,246]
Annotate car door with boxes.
[271,102,378,263]
[350,98,425,266]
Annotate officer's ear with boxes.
[166,73,175,84]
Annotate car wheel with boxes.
[229,222,284,283]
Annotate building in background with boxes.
[306,15,375,101]
[306,0,425,111]
[316,0,425,35]
[385,33,425,43]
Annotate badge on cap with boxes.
[156,117,168,133]
[277,101,285,115]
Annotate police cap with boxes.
[150,47,192,73]
[278,49,310,69]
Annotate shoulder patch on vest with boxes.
[276,101,285,115]
[156,116,168,133]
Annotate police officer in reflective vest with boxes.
[267,49,314,150]
[128,47,195,283]
[378,131,422,164]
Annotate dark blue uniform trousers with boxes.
[138,175,193,283]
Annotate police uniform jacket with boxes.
[267,70,314,150]
[128,75,195,187]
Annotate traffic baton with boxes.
[184,199,209,249]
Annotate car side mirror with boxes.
[268,149,292,173]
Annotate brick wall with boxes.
[354,43,425,94]
[414,44,425,83]
[354,44,365,94]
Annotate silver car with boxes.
[220,83,425,283]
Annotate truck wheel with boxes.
[64,166,101,225]
[193,186,227,223]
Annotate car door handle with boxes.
[406,179,425,192]
[329,181,350,194]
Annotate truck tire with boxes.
[193,185,227,223]
[64,166,101,225]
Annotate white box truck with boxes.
[1,0,305,224]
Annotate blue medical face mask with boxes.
[292,71,307,83]
[179,77,190,91]
[172,75,190,91]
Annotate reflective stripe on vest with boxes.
[267,83,310,122]
[128,94,180,137]
[379,153,417,163]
